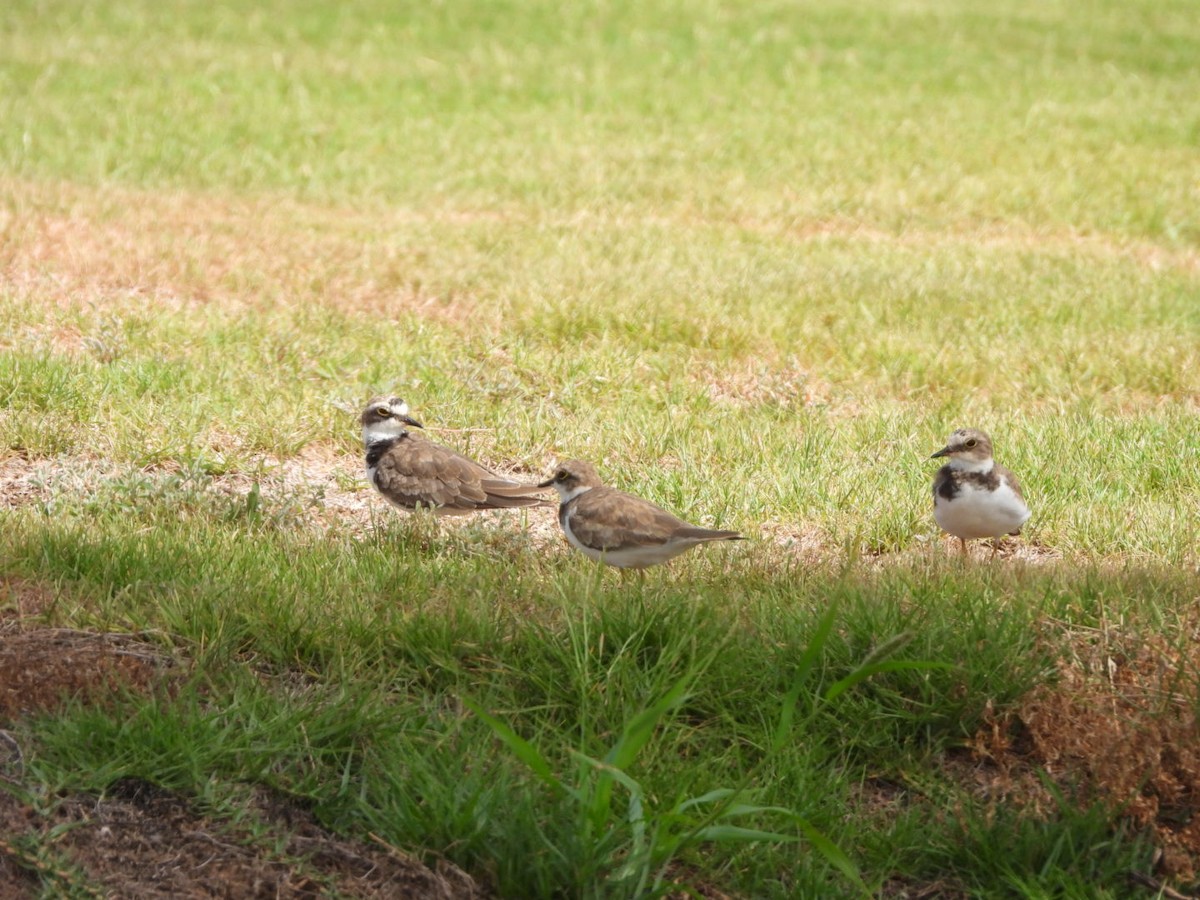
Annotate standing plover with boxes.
[539,459,743,569]
[361,397,549,515]
[930,428,1031,557]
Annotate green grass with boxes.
[1,499,1192,895]
[2,0,1199,896]
[5,506,1184,896]
[2,325,1197,559]
[3,0,1197,239]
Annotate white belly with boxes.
[934,480,1030,540]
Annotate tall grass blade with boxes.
[463,699,563,793]
[823,659,954,703]
[605,675,691,771]
[772,600,840,752]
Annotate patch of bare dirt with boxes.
[921,533,1062,565]
[961,614,1200,888]
[0,576,59,621]
[0,777,483,899]
[0,457,48,511]
[701,358,835,410]
[0,627,178,722]
[756,520,832,563]
[0,596,484,897]
[0,449,568,561]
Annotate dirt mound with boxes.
[0,607,483,898]
[966,616,1200,887]
[0,776,482,899]
[0,625,177,720]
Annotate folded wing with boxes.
[375,437,548,513]
[569,487,740,551]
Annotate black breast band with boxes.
[365,437,400,468]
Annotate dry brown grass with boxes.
[0,623,177,722]
[5,177,1198,335]
[700,358,836,411]
[965,614,1200,882]
[0,177,494,328]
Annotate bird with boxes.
[538,459,744,569]
[930,428,1031,557]
[360,396,551,516]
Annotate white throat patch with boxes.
[947,456,994,475]
[555,483,593,503]
[363,418,408,445]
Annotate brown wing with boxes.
[375,436,547,512]
[994,463,1026,502]
[568,486,737,551]
[993,462,1029,536]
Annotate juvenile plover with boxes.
[539,459,743,569]
[361,396,550,515]
[930,428,1031,557]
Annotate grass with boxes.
[1,499,1193,895]
[2,0,1199,896]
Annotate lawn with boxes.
[1,0,1199,896]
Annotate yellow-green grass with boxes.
[3,191,1196,560]
[2,0,1199,896]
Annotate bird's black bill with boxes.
[401,415,424,428]
[930,446,951,459]
[536,478,554,488]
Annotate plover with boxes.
[930,428,1031,557]
[361,396,550,515]
[539,459,743,569]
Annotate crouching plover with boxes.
[361,397,550,515]
[930,428,1031,557]
[539,459,743,569]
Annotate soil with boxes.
[0,777,484,899]
[0,603,484,899]
[962,615,1200,888]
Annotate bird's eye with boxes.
[965,438,977,448]
[375,407,391,418]
[555,470,568,481]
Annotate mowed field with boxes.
[2,0,1199,896]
